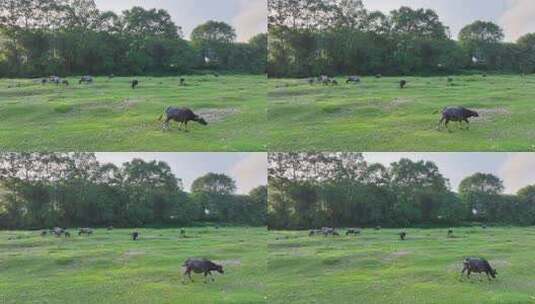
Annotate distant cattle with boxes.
[62,80,69,86]
[399,231,407,240]
[346,76,361,84]
[346,228,361,236]
[179,78,186,86]
[448,229,454,237]
[180,229,187,238]
[79,228,93,236]
[131,79,139,89]
[321,227,339,237]
[79,76,93,84]
[375,226,381,231]
[309,229,322,236]
[40,230,47,236]
[461,258,497,280]
[376,74,382,79]
[159,107,208,132]
[64,231,71,238]
[400,80,407,89]
[183,258,224,283]
[107,226,114,231]
[132,231,139,241]
[438,107,479,131]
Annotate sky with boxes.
[95,153,267,194]
[364,153,535,194]
[363,0,535,41]
[94,0,267,42]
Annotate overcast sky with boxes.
[94,0,267,42]
[364,153,535,194]
[95,153,267,194]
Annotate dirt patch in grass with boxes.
[196,108,238,123]
[384,250,411,261]
[473,107,511,122]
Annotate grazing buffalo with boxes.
[321,227,339,237]
[346,228,361,236]
[399,231,407,240]
[346,76,361,84]
[79,228,93,236]
[131,79,139,89]
[183,258,224,283]
[180,229,186,238]
[40,230,47,236]
[132,231,139,241]
[400,80,407,89]
[375,226,382,231]
[448,229,454,237]
[79,75,93,84]
[376,74,382,79]
[309,229,322,236]
[53,227,65,237]
[461,258,497,280]
[41,78,48,85]
[64,231,71,238]
[159,107,208,132]
[438,107,479,131]
[179,78,186,86]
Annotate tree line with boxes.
[0,153,266,229]
[0,0,267,78]
[268,153,535,230]
[268,0,535,77]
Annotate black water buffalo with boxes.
[40,230,47,236]
[346,228,361,236]
[399,231,407,240]
[131,79,139,89]
[180,229,187,238]
[400,80,407,89]
[79,75,93,84]
[64,231,71,238]
[321,227,339,236]
[132,231,139,241]
[53,227,65,237]
[309,229,322,236]
[179,78,186,86]
[159,107,208,132]
[183,258,224,283]
[346,76,361,84]
[438,107,479,131]
[461,258,497,280]
[79,228,93,236]
[448,229,454,237]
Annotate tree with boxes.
[459,173,504,221]
[390,6,449,40]
[459,21,504,67]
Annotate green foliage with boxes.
[268,1,533,77]
[0,153,267,229]
[0,1,266,77]
[268,153,534,229]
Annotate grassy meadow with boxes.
[267,227,535,304]
[0,227,267,304]
[0,75,267,151]
[268,75,535,151]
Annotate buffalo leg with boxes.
[464,119,470,130]
[466,269,471,278]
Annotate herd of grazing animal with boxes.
[38,226,226,284]
[307,226,499,281]
[305,74,490,132]
[36,74,211,133]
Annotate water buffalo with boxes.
[159,107,208,132]
[400,80,407,89]
[376,74,382,79]
[79,75,93,84]
[64,231,71,238]
[346,76,361,84]
[131,79,139,89]
[179,78,186,86]
[448,229,454,237]
[309,229,322,236]
[399,231,407,240]
[346,228,361,236]
[461,258,497,280]
[79,228,93,236]
[438,107,479,131]
[321,227,339,237]
[132,231,139,241]
[40,230,47,236]
[182,258,224,283]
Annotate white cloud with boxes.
[500,153,535,194]
[229,153,267,194]
[232,0,267,42]
[500,0,535,41]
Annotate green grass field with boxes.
[267,227,535,304]
[268,75,535,151]
[0,75,267,151]
[0,227,267,304]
